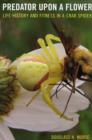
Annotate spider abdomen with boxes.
[17,55,49,91]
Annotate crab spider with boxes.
[15,34,73,121]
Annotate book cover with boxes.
[0,0,92,140]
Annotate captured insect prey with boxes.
[12,28,92,121]
[51,20,92,115]
[51,20,92,83]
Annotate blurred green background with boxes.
[0,0,92,140]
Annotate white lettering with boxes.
[39,3,57,11]
[2,3,37,11]
[59,4,63,11]
[66,3,92,11]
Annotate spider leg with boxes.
[50,81,63,99]
[60,84,74,118]
[60,64,80,117]
[37,38,54,62]
[41,78,73,121]
[65,80,92,103]
[54,82,71,98]
[45,34,63,74]
[45,34,61,62]
[37,35,63,75]
[54,82,63,99]
[26,91,40,107]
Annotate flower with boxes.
[4,83,89,132]
[0,119,15,140]
[0,44,90,140]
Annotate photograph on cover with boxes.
[0,0,92,140]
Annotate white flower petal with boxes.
[4,106,79,132]
[0,119,15,140]
[52,87,89,113]
[75,79,84,87]
[4,85,89,132]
